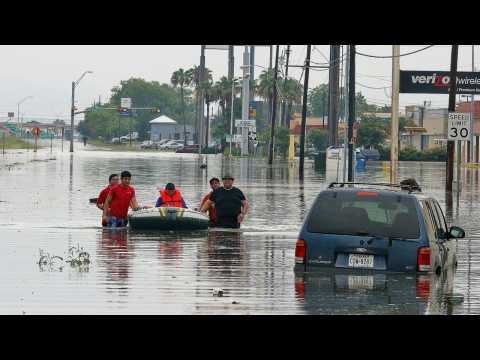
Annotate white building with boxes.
[149,115,194,142]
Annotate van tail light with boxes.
[295,239,306,264]
[294,277,305,299]
[417,247,431,272]
[416,275,431,300]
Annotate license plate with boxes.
[347,275,374,290]
[348,254,374,268]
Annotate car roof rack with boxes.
[327,182,422,194]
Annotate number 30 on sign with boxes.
[448,112,472,141]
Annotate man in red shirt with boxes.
[102,171,149,228]
[96,173,119,227]
[200,177,220,227]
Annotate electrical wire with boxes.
[356,82,390,90]
[356,45,435,59]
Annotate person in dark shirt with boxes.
[200,174,249,228]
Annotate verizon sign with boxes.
[400,70,480,94]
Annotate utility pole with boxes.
[299,45,312,179]
[322,92,326,128]
[250,46,255,102]
[268,45,280,164]
[282,45,291,127]
[198,45,206,154]
[241,46,250,156]
[390,45,400,183]
[470,45,475,163]
[328,45,341,146]
[227,45,235,151]
[70,81,75,153]
[267,45,273,133]
[446,45,459,192]
[347,45,356,182]
[343,46,350,182]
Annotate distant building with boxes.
[400,106,449,151]
[289,113,327,145]
[149,115,194,142]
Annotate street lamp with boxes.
[70,71,93,153]
[17,96,34,134]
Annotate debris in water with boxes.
[232,301,239,304]
[65,244,91,267]
[38,249,64,271]
[38,244,90,272]
[213,288,224,297]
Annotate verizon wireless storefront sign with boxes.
[400,71,480,94]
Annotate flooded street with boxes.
[1,143,480,314]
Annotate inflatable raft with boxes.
[128,207,209,231]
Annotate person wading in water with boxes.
[200,175,249,229]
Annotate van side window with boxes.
[432,201,448,238]
[425,201,445,239]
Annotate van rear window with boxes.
[307,191,420,239]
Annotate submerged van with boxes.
[294,183,465,273]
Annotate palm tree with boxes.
[171,68,193,145]
[256,69,283,126]
[187,66,212,144]
[281,78,303,127]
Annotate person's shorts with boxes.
[216,217,240,229]
[106,216,128,228]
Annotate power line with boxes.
[356,45,435,59]
[356,82,389,90]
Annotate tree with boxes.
[308,84,328,117]
[308,129,329,152]
[281,78,303,126]
[357,116,387,149]
[212,76,240,148]
[171,68,192,145]
[110,78,189,140]
[308,84,378,118]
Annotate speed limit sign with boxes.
[448,112,472,141]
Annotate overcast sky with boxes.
[0,45,477,123]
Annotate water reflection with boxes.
[98,229,130,296]
[294,268,459,315]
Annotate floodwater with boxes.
[1,140,480,314]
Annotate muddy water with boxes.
[1,143,479,314]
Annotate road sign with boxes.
[235,119,256,128]
[8,112,14,118]
[448,112,472,141]
[233,134,242,143]
[121,98,132,109]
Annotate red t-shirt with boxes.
[108,185,136,219]
[200,192,216,223]
[97,185,113,226]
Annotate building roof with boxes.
[149,115,177,125]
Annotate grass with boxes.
[1,135,34,150]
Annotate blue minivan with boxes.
[294,183,466,273]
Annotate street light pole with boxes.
[70,81,75,153]
[70,71,93,153]
[17,96,34,136]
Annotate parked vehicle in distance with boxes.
[294,182,465,273]
[356,148,381,161]
[160,140,184,150]
[140,140,155,149]
[176,144,200,153]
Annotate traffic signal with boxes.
[151,107,161,113]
